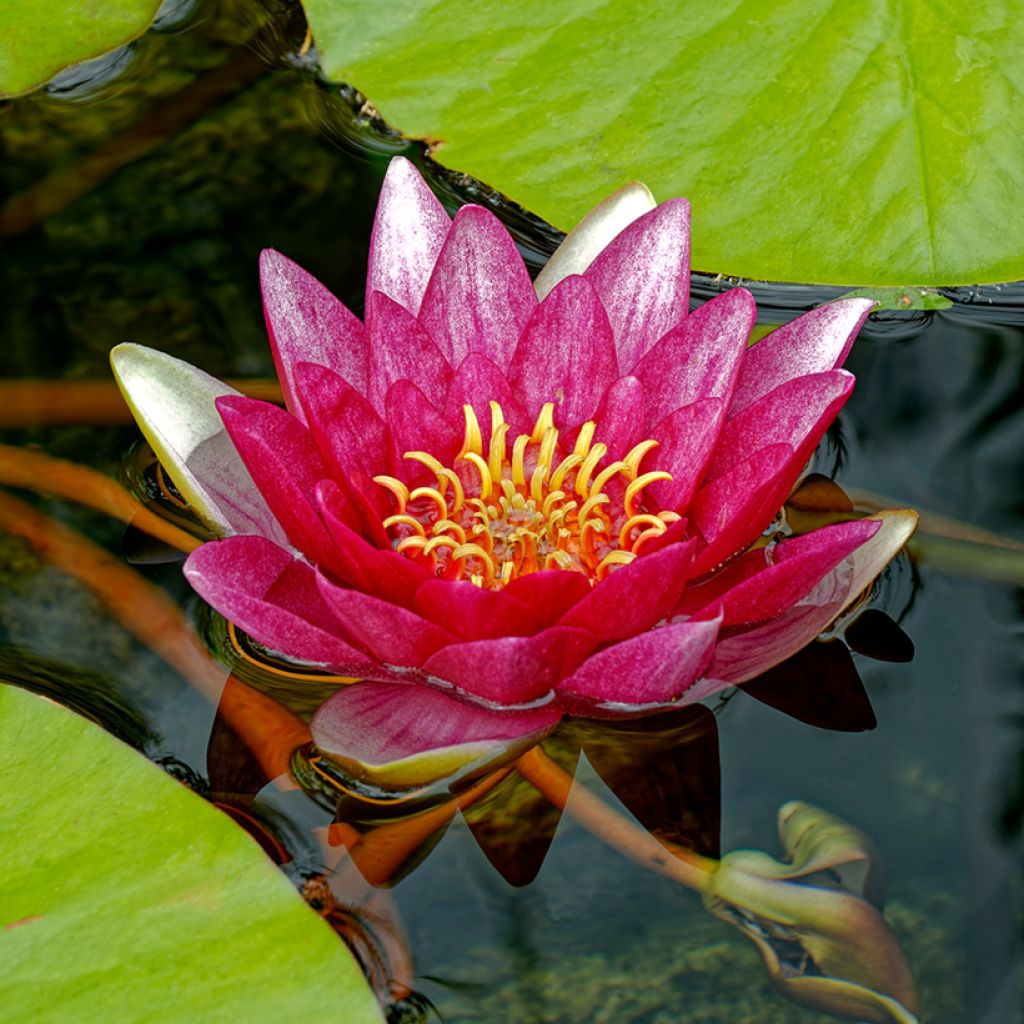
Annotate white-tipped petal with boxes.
[534,181,657,300]
[839,509,919,615]
[110,343,287,542]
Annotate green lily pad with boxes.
[0,0,163,98]
[305,0,1024,287]
[0,685,383,1024]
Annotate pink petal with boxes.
[707,371,854,481]
[679,519,881,627]
[560,540,696,642]
[421,626,596,706]
[311,682,559,788]
[418,205,537,371]
[215,396,338,569]
[413,579,546,639]
[729,298,873,416]
[260,249,369,416]
[366,156,451,316]
[633,287,754,427]
[503,570,593,623]
[442,353,531,451]
[366,290,452,414]
[386,378,460,484]
[646,398,725,511]
[556,610,722,714]
[689,444,795,576]
[184,537,373,672]
[590,376,646,459]
[584,198,691,372]
[316,573,455,666]
[507,275,617,426]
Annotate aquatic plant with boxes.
[111,157,916,787]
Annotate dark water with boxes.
[1,2,1022,1021]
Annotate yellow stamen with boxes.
[409,486,448,520]
[461,451,492,499]
[531,402,555,442]
[575,442,608,497]
[590,460,630,497]
[619,513,666,549]
[623,439,659,476]
[511,434,530,488]
[573,421,596,457]
[432,519,467,544]
[383,514,426,537]
[624,471,673,516]
[454,543,496,579]
[372,475,409,513]
[596,550,636,579]
[460,404,483,457]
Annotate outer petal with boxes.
[556,610,722,714]
[534,181,656,300]
[560,540,696,643]
[837,509,919,616]
[184,537,373,672]
[260,249,369,417]
[418,205,537,371]
[729,298,873,416]
[316,574,456,666]
[584,198,691,372]
[507,275,617,426]
[413,579,546,639]
[421,627,596,706]
[366,155,451,317]
[311,682,559,789]
[366,290,452,414]
[110,343,286,543]
[633,287,755,427]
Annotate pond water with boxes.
[1,2,1022,1021]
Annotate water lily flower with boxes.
[111,157,916,789]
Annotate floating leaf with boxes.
[306,0,1024,286]
[0,0,163,98]
[0,685,383,1024]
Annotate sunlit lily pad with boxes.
[305,0,1024,286]
[0,0,163,98]
[0,685,383,1024]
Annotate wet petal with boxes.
[110,343,285,542]
[311,681,559,789]
[367,155,451,316]
[584,198,691,372]
[260,249,369,416]
[419,205,537,371]
[534,181,656,300]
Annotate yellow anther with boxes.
[511,434,530,487]
[619,513,666,549]
[624,470,673,516]
[531,402,555,443]
[590,460,630,497]
[383,514,426,537]
[530,465,548,504]
[437,468,464,512]
[499,478,517,501]
[633,526,669,553]
[538,425,558,472]
[409,486,448,520]
[460,452,492,499]
[404,452,464,513]
[489,400,506,440]
[575,442,608,497]
[423,534,460,557]
[500,560,515,586]
[460,404,483,457]
[454,543,496,579]
[549,453,583,491]
[596,550,636,579]
[488,420,509,482]
[470,573,484,588]
[623,439,660,477]
[545,550,574,571]
[470,522,494,552]
[372,475,409,513]
[578,492,610,527]
[432,519,467,544]
[396,535,428,556]
[659,510,683,523]
[403,450,445,476]
[509,492,527,511]
[542,490,567,517]
[574,421,596,457]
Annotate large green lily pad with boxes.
[0,685,383,1024]
[305,0,1024,287]
[0,0,163,98]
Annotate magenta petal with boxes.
[560,540,696,642]
[421,626,596,705]
[708,371,854,481]
[590,376,646,459]
[260,249,369,416]
[507,275,616,426]
[418,205,537,371]
[385,379,460,483]
[366,156,450,317]
[366,290,452,414]
[413,579,545,639]
[316,573,455,666]
[503,570,593,623]
[689,444,795,576]
[311,682,559,788]
[442,354,531,450]
[646,398,725,510]
[556,611,722,713]
[633,287,754,427]
[729,298,873,416]
[184,537,373,672]
[584,198,691,372]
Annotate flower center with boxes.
[373,401,679,589]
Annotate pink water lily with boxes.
[111,157,916,789]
